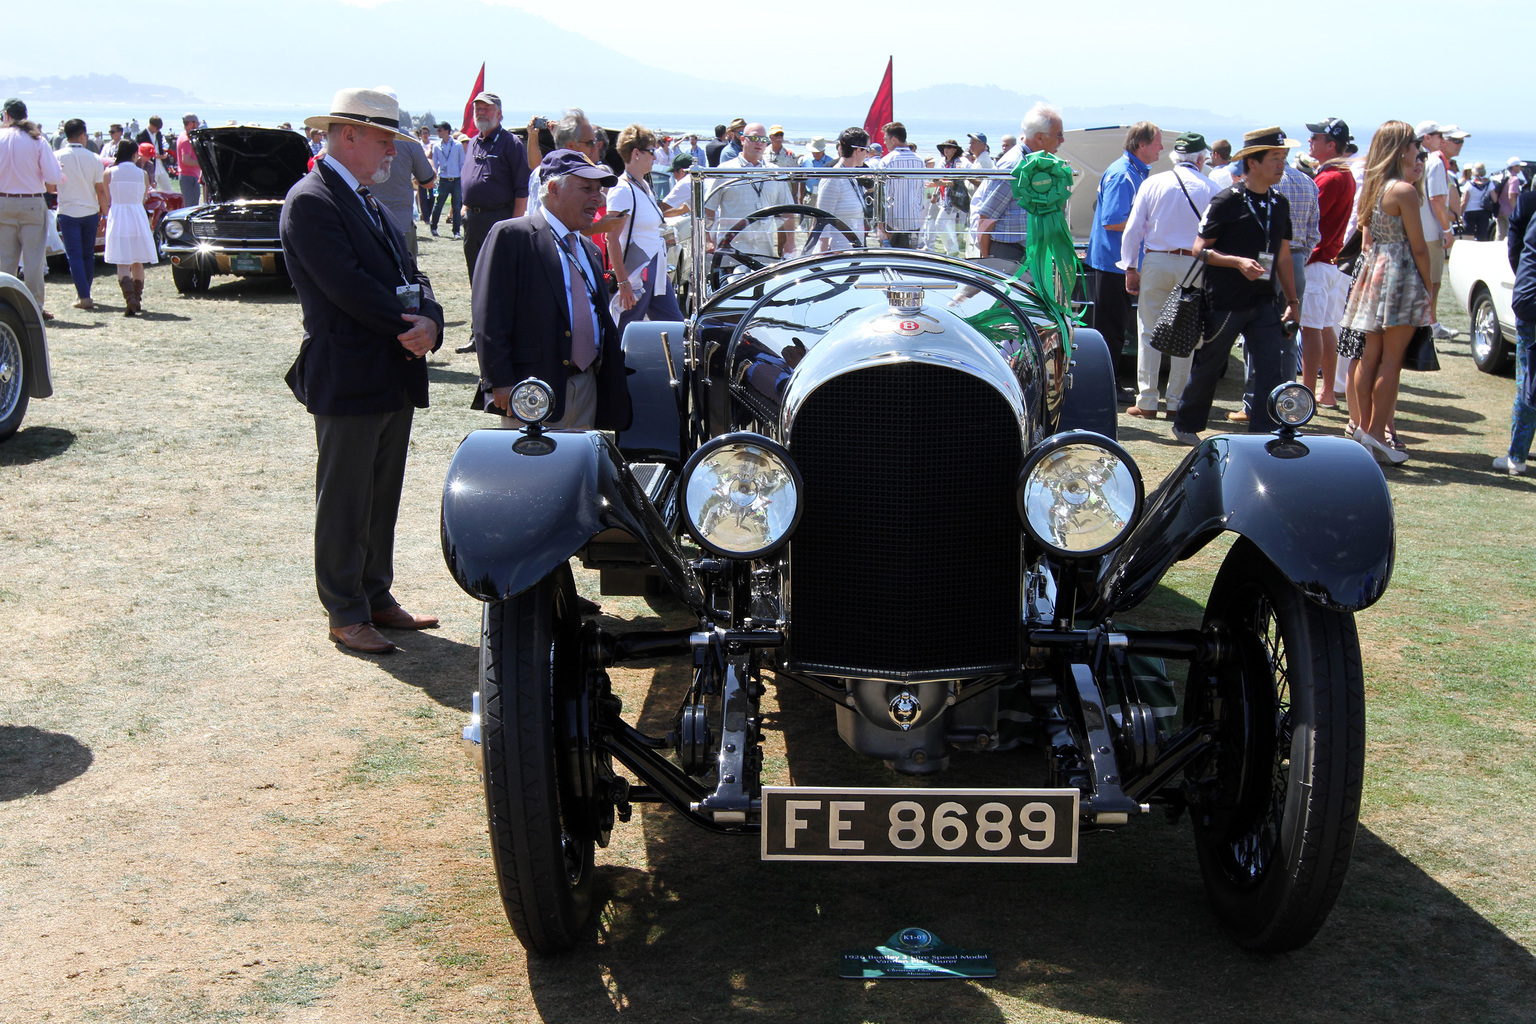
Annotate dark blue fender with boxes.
[613,320,686,465]
[1096,432,1395,614]
[440,427,712,614]
[1059,327,1117,441]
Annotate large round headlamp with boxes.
[682,433,803,559]
[1018,432,1143,559]
[1268,382,1316,429]
[164,220,187,240]
[509,377,555,425]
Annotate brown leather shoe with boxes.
[331,622,396,653]
[1125,406,1157,418]
[1226,410,1249,423]
[371,605,440,630]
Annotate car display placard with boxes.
[761,787,1079,863]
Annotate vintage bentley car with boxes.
[440,165,1396,957]
[0,272,51,441]
[157,126,309,294]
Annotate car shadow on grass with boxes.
[0,725,93,801]
[346,628,476,712]
[520,659,1536,1023]
[0,425,75,465]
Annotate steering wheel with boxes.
[708,203,864,291]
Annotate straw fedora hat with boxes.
[1231,126,1301,162]
[304,88,416,142]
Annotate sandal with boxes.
[1383,426,1407,452]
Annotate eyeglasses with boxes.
[636,148,653,155]
[743,135,771,144]
[1415,150,1428,162]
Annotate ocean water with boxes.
[41,102,1536,177]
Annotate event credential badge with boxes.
[839,927,995,979]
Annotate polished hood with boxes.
[192,127,310,203]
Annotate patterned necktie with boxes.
[561,233,597,371]
[356,186,383,230]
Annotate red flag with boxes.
[863,57,893,148]
[461,63,486,138]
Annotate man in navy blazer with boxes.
[281,88,445,654]
[471,150,632,431]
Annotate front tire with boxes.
[480,565,597,954]
[1187,539,1364,952]
[1470,286,1513,374]
[0,304,30,441]
[171,263,210,295]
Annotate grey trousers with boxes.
[0,195,48,306]
[313,408,414,627]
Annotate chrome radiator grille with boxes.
[786,362,1022,679]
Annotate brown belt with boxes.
[1148,248,1194,257]
[0,192,44,197]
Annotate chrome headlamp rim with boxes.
[1268,382,1316,429]
[1017,430,1144,560]
[681,432,804,560]
[164,220,187,239]
[509,376,555,426]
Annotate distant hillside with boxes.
[0,74,199,107]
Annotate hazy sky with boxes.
[4,0,1532,131]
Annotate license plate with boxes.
[231,254,265,273]
[761,787,1078,863]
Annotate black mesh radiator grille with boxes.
[787,362,1022,678]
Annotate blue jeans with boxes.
[56,212,100,299]
[1175,301,1288,434]
[616,252,684,333]
[1511,318,1535,462]
[431,177,461,234]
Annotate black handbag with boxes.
[1149,258,1207,357]
[1403,325,1440,371]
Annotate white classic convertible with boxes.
[1447,238,1516,373]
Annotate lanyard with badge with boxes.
[1241,189,1276,281]
[551,229,602,316]
[357,184,420,312]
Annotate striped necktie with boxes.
[558,232,597,371]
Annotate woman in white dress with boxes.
[812,127,871,252]
[103,140,157,315]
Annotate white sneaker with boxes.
[1493,455,1528,475]
[1430,322,1458,340]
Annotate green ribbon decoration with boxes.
[965,150,1082,357]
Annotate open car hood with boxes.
[193,127,310,203]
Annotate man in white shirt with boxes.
[1416,121,1454,337]
[1119,132,1220,418]
[702,122,794,273]
[54,119,109,310]
[878,121,927,248]
[428,122,464,238]
[964,132,994,171]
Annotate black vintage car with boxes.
[157,126,310,294]
[439,165,1395,957]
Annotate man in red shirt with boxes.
[1300,118,1356,407]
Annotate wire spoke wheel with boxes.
[1187,539,1365,952]
[0,306,30,440]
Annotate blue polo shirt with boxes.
[1087,150,1150,272]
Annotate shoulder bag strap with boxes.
[1172,167,1201,219]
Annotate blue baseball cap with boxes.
[538,148,617,186]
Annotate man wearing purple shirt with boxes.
[458,91,529,353]
[460,91,529,279]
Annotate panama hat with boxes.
[1231,126,1301,161]
[305,88,417,142]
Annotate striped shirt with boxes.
[971,143,1029,243]
[879,146,927,231]
[1275,165,1321,255]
